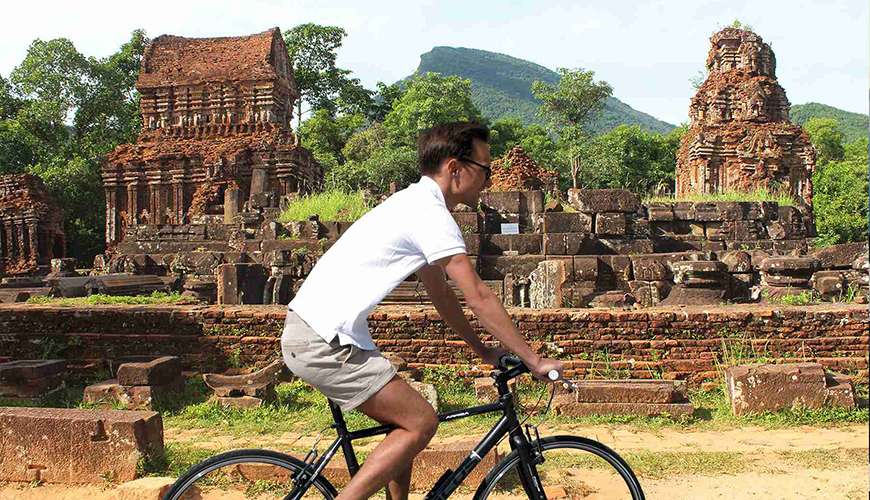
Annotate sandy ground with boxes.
[3,424,867,499]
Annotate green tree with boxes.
[1,31,148,264]
[804,117,845,164]
[329,145,418,193]
[283,24,372,130]
[382,72,482,146]
[577,125,682,194]
[532,68,612,188]
[489,117,526,158]
[367,81,405,123]
[812,154,867,246]
[298,109,365,170]
[342,122,389,163]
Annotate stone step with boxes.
[0,407,163,483]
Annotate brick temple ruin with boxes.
[676,28,815,209]
[103,28,321,247]
[0,174,64,276]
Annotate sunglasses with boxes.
[459,157,492,181]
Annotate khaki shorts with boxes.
[281,311,397,411]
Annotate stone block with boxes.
[693,202,744,221]
[726,363,830,416]
[659,286,727,306]
[645,203,674,221]
[588,290,635,307]
[480,191,522,213]
[552,400,693,418]
[452,212,481,234]
[0,407,163,483]
[461,234,480,257]
[542,232,577,255]
[0,359,66,382]
[628,280,671,307]
[479,255,546,280]
[481,234,542,255]
[216,263,267,305]
[670,260,728,287]
[810,242,869,269]
[202,359,284,398]
[572,256,599,282]
[672,201,695,220]
[705,220,765,241]
[630,252,702,281]
[594,212,626,236]
[564,379,688,404]
[595,238,655,255]
[529,260,571,308]
[760,256,819,278]
[811,270,847,299]
[541,212,593,233]
[823,373,856,409]
[116,477,176,500]
[84,378,185,410]
[719,251,752,273]
[568,189,640,213]
[777,206,807,238]
[117,356,181,386]
[521,190,545,214]
[598,255,633,289]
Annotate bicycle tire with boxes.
[162,448,338,500]
[473,435,645,500]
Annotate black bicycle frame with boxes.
[284,372,547,500]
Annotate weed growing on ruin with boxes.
[278,190,371,223]
[643,187,794,206]
[763,290,817,306]
[26,291,196,306]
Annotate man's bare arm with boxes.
[416,263,492,361]
[420,253,561,379]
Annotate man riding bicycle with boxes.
[281,121,563,500]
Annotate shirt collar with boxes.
[419,175,446,206]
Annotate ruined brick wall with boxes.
[675,28,815,209]
[0,174,65,275]
[0,304,865,385]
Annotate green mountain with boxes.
[412,47,675,135]
[790,103,868,143]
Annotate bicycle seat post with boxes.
[328,400,361,475]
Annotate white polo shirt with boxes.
[286,176,466,350]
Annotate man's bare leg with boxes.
[386,465,412,500]
[335,376,438,500]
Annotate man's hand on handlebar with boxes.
[529,357,563,382]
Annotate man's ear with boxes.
[444,158,460,178]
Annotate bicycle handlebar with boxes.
[496,354,560,382]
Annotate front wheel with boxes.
[474,436,645,500]
[162,448,338,500]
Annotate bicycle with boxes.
[163,356,645,499]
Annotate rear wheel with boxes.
[474,436,645,500]
[162,449,337,500]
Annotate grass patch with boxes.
[25,291,196,306]
[777,447,868,470]
[278,190,371,223]
[762,290,818,306]
[644,187,794,206]
[625,450,748,479]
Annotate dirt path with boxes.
[3,424,867,499]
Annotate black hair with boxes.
[417,121,489,175]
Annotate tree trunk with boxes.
[571,156,581,189]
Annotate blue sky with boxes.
[3,0,867,125]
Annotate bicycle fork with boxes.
[509,424,548,500]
